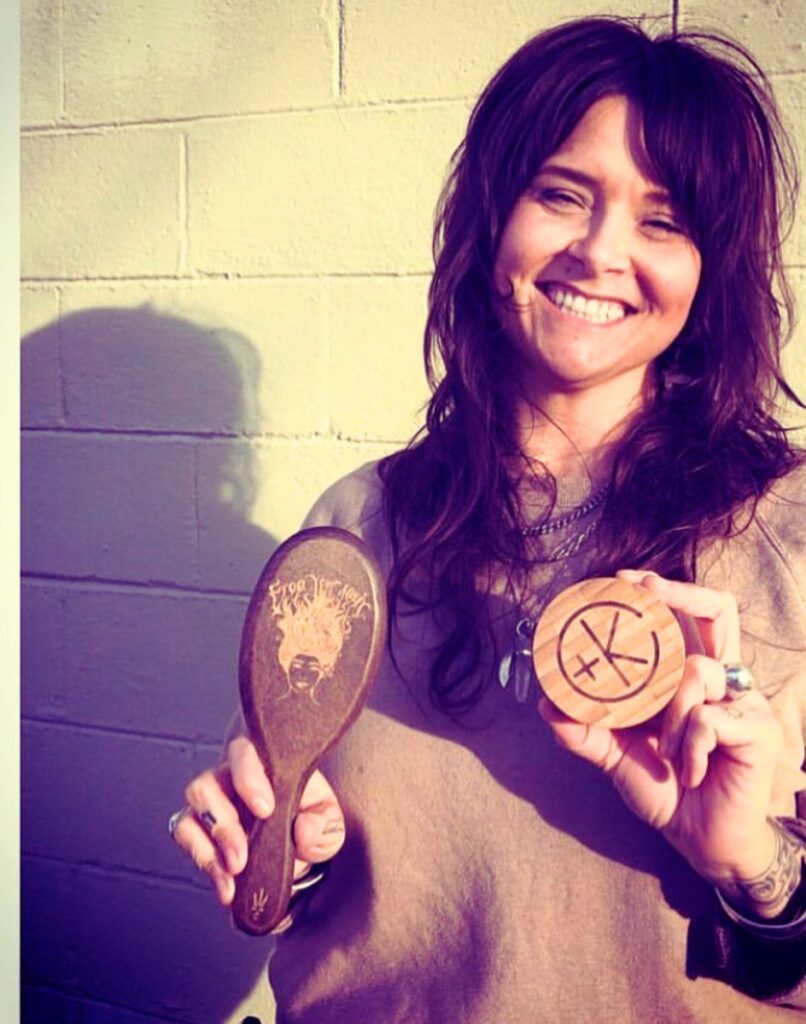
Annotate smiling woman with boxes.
[171,16,806,1023]
[493,95,702,406]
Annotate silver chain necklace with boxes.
[520,485,607,537]
[498,488,608,702]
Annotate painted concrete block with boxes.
[58,297,263,436]
[72,871,273,1022]
[21,0,62,126]
[774,74,806,266]
[344,0,669,101]
[22,131,179,279]
[21,433,198,586]
[21,285,60,337]
[82,999,184,1024]
[199,437,397,546]
[22,581,245,741]
[63,0,336,124]
[21,987,180,1024]
[21,583,68,720]
[679,1,806,74]
[70,585,241,740]
[784,267,806,436]
[327,275,431,441]
[21,287,63,427]
[21,987,84,1024]
[22,720,199,878]
[191,435,279,592]
[21,857,80,991]
[189,104,469,275]
[59,279,329,436]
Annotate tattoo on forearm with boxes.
[718,820,805,918]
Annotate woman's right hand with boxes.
[171,735,346,906]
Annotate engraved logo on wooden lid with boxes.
[533,577,685,728]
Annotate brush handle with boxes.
[232,777,300,935]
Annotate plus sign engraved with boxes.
[533,577,685,728]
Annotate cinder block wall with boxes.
[21,3,806,1022]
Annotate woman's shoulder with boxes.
[754,456,806,554]
[702,458,806,597]
[301,459,385,537]
[731,457,806,606]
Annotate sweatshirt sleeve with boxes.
[704,464,806,1008]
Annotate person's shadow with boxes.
[22,306,279,1023]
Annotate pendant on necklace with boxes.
[498,617,536,703]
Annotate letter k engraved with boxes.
[556,599,662,703]
[574,610,649,686]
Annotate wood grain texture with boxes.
[233,527,386,935]
[533,576,685,729]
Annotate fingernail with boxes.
[220,874,235,906]
[225,843,243,874]
[253,796,272,817]
[322,819,345,837]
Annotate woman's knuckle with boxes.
[687,652,711,675]
[184,770,214,806]
[719,590,738,615]
[683,654,711,686]
[228,735,252,764]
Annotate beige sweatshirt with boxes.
[263,461,806,1023]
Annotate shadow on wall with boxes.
[21,307,277,1023]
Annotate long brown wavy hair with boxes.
[379,17,803,713]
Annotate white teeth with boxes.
[543,285,629,324]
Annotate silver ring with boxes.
[199,810,218,832]
[168,806,191,838]
[724,664,754,699]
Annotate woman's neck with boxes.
[513,380,647,484]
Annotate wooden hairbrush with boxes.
[232,527,386,935]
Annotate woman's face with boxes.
[492,95,701,406]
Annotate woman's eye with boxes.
[538,188,585,210]
[644,217,684,235]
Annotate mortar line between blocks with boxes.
[21,424,406,445]
[338,0,347,97]
[178,133,189,274]
[21,569,253,600]
[672,0,679,35]
[20,984,193,1024]
[192,441,201,583]
[55,287,68,424]
[21,94,473,135]
[23,269,434,284]
[324,278,334,434]
[57,0,65,119]
[22,713,223,748]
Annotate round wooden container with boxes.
[533,576,686,728]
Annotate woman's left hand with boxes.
[538,570,784,890]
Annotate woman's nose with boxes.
[567,207,631,275]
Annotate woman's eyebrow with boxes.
[536,162,672,204]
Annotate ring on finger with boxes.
[168,806,192,838]
[724,663,754,700]
[168,806,218,838]
[199,810,218,832]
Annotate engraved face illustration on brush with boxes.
[268,574,371,702]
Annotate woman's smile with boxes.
[537,281,635,325]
